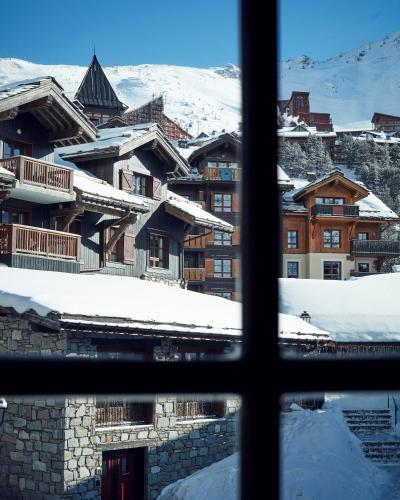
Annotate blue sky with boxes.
[1,0,239,68]
[279,0,400,61]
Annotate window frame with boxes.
[287,261,299,278]
[213,193,232,212]
[323,229,341,248]
[213,258,232,278]
[287,229,298,249]
[149,232,169,269]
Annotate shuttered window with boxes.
[120,170,161,200]
[105,228,136,265]
[149,233,169,269]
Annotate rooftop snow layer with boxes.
[0,268,241,337]
[0,166,15,177]
[0,77,51,100]
[280,274,400,342]
[166,190,233,232]
[279,313,332,341]
[277,165,293,186]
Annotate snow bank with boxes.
[324,393,391,410]
[0,268,241,336]
[279,313,332,341]
[281,406,388,500]
[279,274,400,341]
[157,452,239,500]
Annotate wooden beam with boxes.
[62,207,84,232]
[18,96,54,113]
[104,213,137,254]
[48,127,83,143]
[0,108,18,121]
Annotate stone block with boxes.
[151,466,161,473]
[42,442,58,454]
[137,430,149,439]
[32,460,46,472]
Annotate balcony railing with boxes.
[351,239,400,256]
[311,204,359,217]
[203,166,241,181]
[0,156,73,193]
[184,267,205,281]
[96,400,152,427]
[176,399,224,420]
[0,224,80,261]
[184,234,206,249]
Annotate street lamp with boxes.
[300,311,311,323]
[0,398,7,425]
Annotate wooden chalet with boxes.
[278,123,337,157]
[278,91,333,131]
[281,168,400,280]
[169,132,241,301]
[372,112,400,133]
[124,95,193,141]
[75,54,128,126]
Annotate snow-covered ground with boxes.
[281,404,389,499]
[279,274,400,342]
[0,58,240,136]
[279,31,400,125]
[157,452,239,500]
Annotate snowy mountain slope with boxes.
[279,31,400,125]
[0,58,240,136]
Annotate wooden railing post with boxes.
[19,157,25,184]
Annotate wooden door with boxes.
[102,449,143,500]
[118,451,134,500]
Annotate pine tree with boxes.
[303,136,332,176]
[278,142,308,178]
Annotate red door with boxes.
[102,449,142,500]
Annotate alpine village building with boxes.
[169,132,241,301]
[281,168,400,280]
[0,57,240,499]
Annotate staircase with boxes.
[343,409,400,464]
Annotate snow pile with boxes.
[281,406,388,500]
[166,190,233,232]
[0,268,241,336]
[0,166,15,177]
[157,452,239,500]
[280,274,400,341]
[279,31,400,126]
[279,313,331,341]
[0,58,240,136]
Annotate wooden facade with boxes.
[281,170,400,280]
[170,133,241,301]
[372,112,400,133]
[278,91,333,131]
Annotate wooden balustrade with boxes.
[176,399,224,420]
[96,400,151,426]
[0,156,73,193]
[311,204,359,217]
[184,234,206,248]
[0,224,80,261]
[203,166,241,181]
[351,239,400,256]
[184,268,206,281]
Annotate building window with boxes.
[323,261,342,280]
[287,230,298,249]
[315,197,345,205]
[176,396,224,420]
[149,233,169,269]
[132,174,149,196]
[214,193,232,212]
[2,139,32,159]
[214,259,232,278]
[214,230,232,245]
[287,261,299,278]
[358,232,369,240]
[323,229,341,248]
[213,291,233,300]
[108,227,120,263]
[358,262,370,273]
[1,208,30,225]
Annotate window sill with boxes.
[106,262,128,269]
[176,417,225,425]
[96,423,154,432]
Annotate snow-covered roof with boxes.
[279,313,332,341]
[54,152,149,211]
[165,190,233,232]
[283,172,399,220]
[0,268,241,338]
[0,77,55,101]
[278,124,336,138]
[280,274,400,342]
[277,165,293,186]
[0,166,15,178]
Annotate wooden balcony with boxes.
[0,156,73,193]
[351,239,400,256]
[203,166,241,181]
[184,234,206,249]
[184,267,206,281]
[96,400,152,427]
[0,224,80,261]
[311,204,359,217]
[176,399,224,420]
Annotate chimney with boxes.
[306,171,317,182]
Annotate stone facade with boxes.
[0,316,240,499]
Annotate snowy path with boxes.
[380,466,400,499]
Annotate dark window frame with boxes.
[323,260,342,280]
[287,261,299,278]
[214,258,232,277]
[358,232,369,240]
[323,229,341,248]
[213,193,232,212]
[149,232,169,269]
[287,230,298,249]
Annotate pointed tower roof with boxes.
[75,55,127,111]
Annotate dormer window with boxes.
[315,197,345,205]
[132,174,149,196]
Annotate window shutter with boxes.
[232,292,240,302]
[122,233,136,264]
[232,226,240,245]
[205,230,214,246]
[120,170,133,192]
[198,190,205,201]
[205,258,214,278]
[210,193,215,211]
[104,227,110,262]
[232,192,240,212]
[232,259,240,278]
[152,177,162,200]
